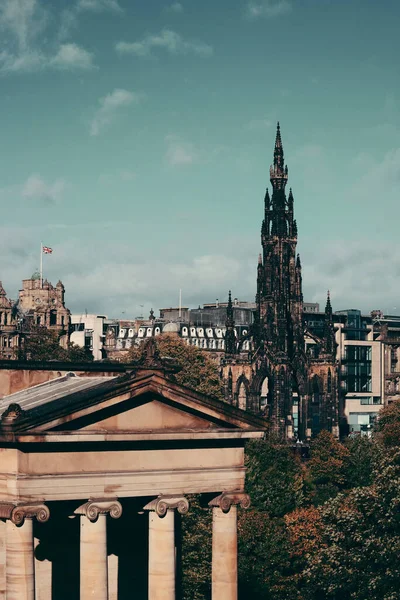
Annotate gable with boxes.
[79,398,216,432]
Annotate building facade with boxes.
[0,275,70,360]
[0,343,266,599]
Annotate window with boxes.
[348,412,377,435]
[343,345,372,392]
[238,383,247,410]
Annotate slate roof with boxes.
[0,373,116,415]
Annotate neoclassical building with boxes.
[0,341,266,599]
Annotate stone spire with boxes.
[269,122,288,192]
[225,291,236,355]
[0,281,6,297]
[323,291,336,356]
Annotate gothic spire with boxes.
[270,122,288,191]
[323,291,335,356]
[225,290,236,355]
[325,290,332,319]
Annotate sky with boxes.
[0,0,399,318]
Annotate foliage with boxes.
[300,451,400,600]
[238,509,299,600]
[245,438,303,517]
[374,399,400,448]
[181,495,212,600]
[306,430,350,505]
[126,334,224,399]
[19,326,93,362]
[343,435,376,488]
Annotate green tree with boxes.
[238,509,299,600]
[19,326,93,362]
[181,495,212,600]
[19,327,66,361]
[343,435,376,488]
[301,450,400,600]
[245,438,303,517]
[306,430,349,505]
[374,399,400,448]
[126,334,224,399]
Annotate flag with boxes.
[42,246,53,254]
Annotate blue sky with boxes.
[0,0,399,317]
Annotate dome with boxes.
[162,322,180,334]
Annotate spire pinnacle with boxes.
[325,290,332,318]
[270,121,288,191]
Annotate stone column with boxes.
[0,503,50,600]
[143,495,189,600]
[208,492,250,600]
[74,499,122,600]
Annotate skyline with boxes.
[0,0,399,317]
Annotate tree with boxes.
[19,326,94,362]
[305,430,349,505]
[374,399,400,448]
[238,509,300,600]
[126,334,224,399]
[343,435,376,488]
[245,438,304,517]
[300,450,400,600]
[181,495,212,600]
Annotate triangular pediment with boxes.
[0,371,268,437]
[79,398,217,432]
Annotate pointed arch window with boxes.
[327,369,332,393]
[238,383,247,411]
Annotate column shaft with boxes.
[80,514,108,600]
[212,506,238,600]
[148,509,175,600]
[6,519,35,600]
[0,520,6,599]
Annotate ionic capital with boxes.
[208,491,251,513]
[0,502,50,525]
[74,498,122,522]
[143,495,189,517]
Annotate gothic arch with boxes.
[235,375,250,411]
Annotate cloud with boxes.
[76,0,123,13]
[116,29,213,58]
[0,0,95,73]
[50,43,95,70]
[166,2,184,12]
[302,240,400,314]
[247,0,292,18]
[90,88,141,136]
[165,135,199,166]
[21,175,66,204]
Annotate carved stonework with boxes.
[0,502,50,525]
[1,403,25,424]
[208,492,251,514]
[74,499,123,521]
[143,495,190,517]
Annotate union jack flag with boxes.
[42,246,53,254]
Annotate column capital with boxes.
[209,491,251,513]
[74,498,122,522]
[0,502,50,525]
[143,495,189,517]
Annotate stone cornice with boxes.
[0,502,50,525]
[143,495,189,517]
[209,491,251,513]
[74,498,122,521]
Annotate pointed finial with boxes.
[258,253,262,265]
[325,290,332,317]
[296,253,301,268]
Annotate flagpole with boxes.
[40,241,43,288]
